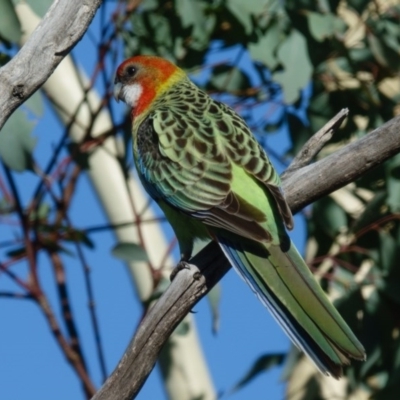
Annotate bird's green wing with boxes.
[134,79,291,243]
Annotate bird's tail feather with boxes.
[217,235,365,378]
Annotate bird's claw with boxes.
[170,260,190,282]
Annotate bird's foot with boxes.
[170,260,191,282]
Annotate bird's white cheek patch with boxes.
[121,84,143,108]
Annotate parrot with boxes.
[113,55,366,378]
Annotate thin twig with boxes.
[282,108,349,179]
[32,158,106,390]
[36,291,97,397]
[49,252,90,372]
[51,163,108,383]
[0,173,13,203]
[2,165,40,289]
[0,292,34,299]
[0,262,34,294]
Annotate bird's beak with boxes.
[113,80,122,103]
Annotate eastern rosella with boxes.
[114,55,365,377]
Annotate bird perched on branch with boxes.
[114,55,365,378]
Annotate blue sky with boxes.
[0,3,310,399]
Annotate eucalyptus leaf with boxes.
[273,30,312,103]
[138,0,158,12]
[29,203,50,221]
[174,320,190,336]
[0,0,21,43]
[347,0,371,13]
[0,109,36,172]
[207,284,221,334]
[279,345,301,381]
[387,177,400,213]
[386,156,400,212]
[377,225,400,305]
[230,353,285,392]
[6,246,26,258]
[208,65,251,93]
[368,33,396,69]
[64,229,95,250]
[249,21,282,69]
[0,197,13,215]
[23,0,54,18]
[352,191,386,233]
[313,197,348,238]
[176,0,205,29]
[391,165,400,180]
[24,92,44,117]
[307,12,336,42]
[226,0,265,34]
[111,242,149,262]
[334,288,365,340]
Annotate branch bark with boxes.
[0,0,103,131]
[92,114,400,400]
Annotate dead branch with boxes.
[0,0,103,131]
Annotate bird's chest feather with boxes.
[135,117,162,163]
[133,116,166,199]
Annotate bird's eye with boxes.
[126,66,136,77]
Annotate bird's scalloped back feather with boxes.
[134,78,293,230]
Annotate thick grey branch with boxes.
[0,0,103,131]
[92,114,400,400]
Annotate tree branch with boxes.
[282,108,349,178]
[0,0,103,131]
[282,114,400,214]
[92,114,400,400]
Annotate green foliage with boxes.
[0,109,36,172]
[313,197,348,238]
[0,0,21,43]
[0,90,43,172]
[272,29,313,103]
[22,0,54,18]
[111,242,149,262]
[206,284,221,334]
[230,353,285,393]
[206,65,251,93]
[173,320,190,336]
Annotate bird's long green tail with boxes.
[218,235,365,378]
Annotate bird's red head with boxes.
[114,55,185,117]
